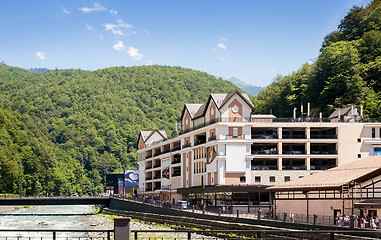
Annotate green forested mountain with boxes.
[254,0,381,119]
[0,64,239,195]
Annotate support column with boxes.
[114,217,131,240]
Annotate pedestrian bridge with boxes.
[0,196,111,207]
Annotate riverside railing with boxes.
[0,229,114,240]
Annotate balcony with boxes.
[172,154,181,164]
[208,135,216,141]
[282,150,306,154]
[145,165,152,170]
[182,142,191,149]
[282,135,306,139]
[251,165,278,170]
[145,176,152,180]
[310,150,337,155]
[153,175,161,180]
[310,165,335,170]
[310,135,337,139]
[172,143,181,151]
[282,165,306,170]
[194,139,206,146]
[251,150,278,155]
[252,134,278,139]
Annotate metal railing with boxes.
[0,229,113,240]
[180,117,251,135]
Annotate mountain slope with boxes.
[227,77,263,97]
[0,64,240,195]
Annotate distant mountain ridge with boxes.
[226,77,263,97]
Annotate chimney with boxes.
[338,108,341,122]
[293,107,297,120]
[360,105,363,117]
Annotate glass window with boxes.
[255,176,261,183]
[233,128,238,137]
[372,128,376,138]
[270,176,275,182]
[284,176,291,182]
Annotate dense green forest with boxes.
[0,64,239,195]
[254,0,381,119]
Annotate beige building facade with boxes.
[137,90,381,203]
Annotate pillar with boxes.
[114,217,131,240]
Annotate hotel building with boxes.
[137,90,381,204]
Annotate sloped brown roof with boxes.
[192,104,206,119]
[267,155,381,191]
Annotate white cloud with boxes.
[79,2,107,13]
[113,41,125,51]
[102,19,133,36]
[36,52,46,60]
[218,38,227,50]
[110,9,118,15]
[62,7,70,14]
[86,23,94,31]
[218,42,227,50]
[127,47,143,60]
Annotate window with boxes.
[240,176,246,183]
[233,128,238,137]
[212,177,214,184]
[372,128,376,138]
[255,176,261,183]
[358,138,361,143]
[299,176,304,178]
[358,153,361,158]
[284,176,291,182]
[269,176,275,182]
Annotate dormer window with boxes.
[232,104,239,113]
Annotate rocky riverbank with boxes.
[86,212,223,239]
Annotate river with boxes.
[0,205,109,239]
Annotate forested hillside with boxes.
[0,64,239,195]
[254,0,381,119]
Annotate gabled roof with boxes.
[179,104,204,121]
[219,90,255,110]
[328,105,359,119]
[138,130,167,144]
[192,90,255,120]
[267,155,381,192]
[192,104,206,119]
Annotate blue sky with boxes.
[0,0,373,87]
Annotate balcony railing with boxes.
[310,135,337,139]
[145,165,152,170]
[282,135,306,139]
[153,175,161,179]
[310,150,337,154]
[251,165,278,170]
[172,158,181,164]
[310,165,336,170]
[208,135,216,141]
[180,117,251,135]
[173,145,181,151]
[251,150,278,155]
[282,150,306,154]
[145,176,152,180]
[251,134,278,139]
[182,143,192,149]
[172,173,181,177]
[282,165,306,170]
[194,140,207,146]
[146,154,152,159]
